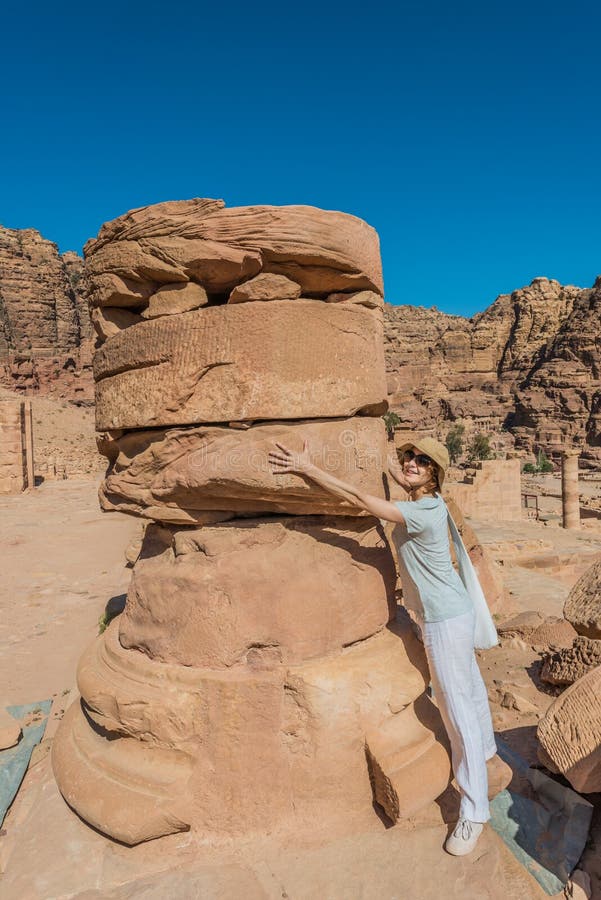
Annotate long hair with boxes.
[425,463,441,495]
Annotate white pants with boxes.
[420,610,496,823]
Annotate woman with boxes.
[269,435,497,856]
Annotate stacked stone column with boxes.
[52,199,451,845]
[0,399,34,493]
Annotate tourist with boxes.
[269,435,498,856]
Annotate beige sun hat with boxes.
[398,436,450,488]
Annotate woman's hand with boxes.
[269,440,313,476]
[387,451,411,491]
[387,451,401,474]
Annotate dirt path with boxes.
[0,478,139,706]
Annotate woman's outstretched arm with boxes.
[269,441,407,525]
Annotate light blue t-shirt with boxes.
[392,494,473,623]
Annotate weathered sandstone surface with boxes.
[564,556,601,638]
[98,418,388,521]
[119,518,396,668]
[54,612,442,844]
[541,636,601,685]
[93,301,387,430]
[84,199,383,298]
[537,664,601,793]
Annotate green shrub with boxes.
[536,450,554,473]
[445,424,465,463]
[383,411,401,439]
[468,433,493,461]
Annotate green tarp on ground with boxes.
[0,700,52,828]
[490,738,593,895]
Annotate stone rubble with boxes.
[537,663,601,793]
[564,558,601,639]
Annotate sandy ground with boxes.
[0,387,102,479]
[1,444,600,896]
[0,479,139,705]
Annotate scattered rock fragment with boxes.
[0,709,21,750]
[500,691,539,715]
[541,636,601,686]
[498,612,577,648]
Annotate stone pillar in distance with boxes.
[562,451,580,530]
[0,399,34,494]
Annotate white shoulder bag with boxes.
[446,510,499,650]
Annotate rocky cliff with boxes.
[385,276,601,465]
[0,226,93,400]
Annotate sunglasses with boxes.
[403,449,434,468]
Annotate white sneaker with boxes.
[445,818,484,856]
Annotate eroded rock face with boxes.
[94,301,387,430]
[53,611,437,844]
[564,559,601,639]
[383,276,601,463]
[98,418,388,521]
[537,665,601,793]
[119,518,396,668]
[541,636,601,686]
[0,226,93,398]
[84,199,384,298]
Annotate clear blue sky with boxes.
[2,0,600,316]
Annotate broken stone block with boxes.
[88,273,156,309]
[85,239,188,285]
[141,236,262,293]
[0,709,21,749]
[537,665,601,792]
[119,516,397,668]
[93,302,387,430]
[85,199,383,296]
[365,694,452,821]
[98,418,388,521]
[91,307,143,342]
[564,559,601,639]
[228,273,302,303]
[52,613,446,844]
[140,282,209,319]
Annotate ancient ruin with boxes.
[562,451,581,530]
[538,556,601,792]
[0,398,34,493]
[51,199,452,844]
